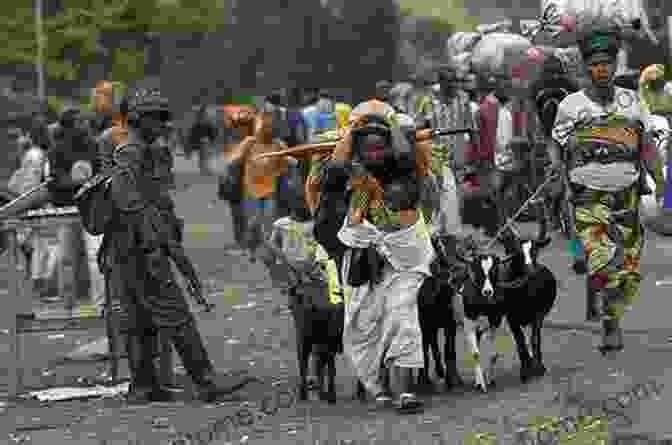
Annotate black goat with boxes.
[290,281,344,404]
[443,207,555,392]
[498,228,556,382]
[415,233,465,390]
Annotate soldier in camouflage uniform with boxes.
[100,88,249,403]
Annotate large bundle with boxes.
[444,20,550,95]
[541,0,657,43]
[444,32,481,80]
[553,45,585,85]
[471,32,533,78]
[445,32,481,59]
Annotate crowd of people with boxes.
[0,9,671,415]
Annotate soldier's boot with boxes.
[124,331,173,403]
[586,285,604,322]
[169,319,254,403]
[599,318,624,354]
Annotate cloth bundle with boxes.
[543,0,657,43]
[470,32,534,80]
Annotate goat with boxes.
[290,280,344,404]
[498,214,556,382]
[444,203,555,392]
[415,232,465,391]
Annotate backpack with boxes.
[217,158,243,202]
[74,141,126,236]
[74,172,113,236]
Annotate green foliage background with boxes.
[0,0,485,108]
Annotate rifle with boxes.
[0,178,54,220]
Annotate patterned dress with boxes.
[552,88,651,321]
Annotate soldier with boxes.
[101,88,249,403]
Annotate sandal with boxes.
[395,393,424,414]
[373,392,394,409]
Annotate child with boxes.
[258,160,344,390]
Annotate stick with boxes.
[251,127,473,162]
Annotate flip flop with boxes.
[598,343,624,355]
[395,393,424,414]
[372,392,394,410]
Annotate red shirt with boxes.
[471,94,499,163]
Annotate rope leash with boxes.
[485,172,559,251]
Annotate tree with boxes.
[397,0,479,33]
[0,0,227,86]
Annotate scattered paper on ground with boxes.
[64,336,109,361]
[25,382,129,402]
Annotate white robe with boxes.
[337,214,434,396]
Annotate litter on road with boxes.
[24,382,130,402]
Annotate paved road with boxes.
[3,156,672,444]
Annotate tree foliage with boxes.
[163,0,402,110]
[0,0,227,84]
[398,0,479,33]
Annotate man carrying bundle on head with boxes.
[212,100,291,262]
[309,98,439,413]
[250,94,439,411]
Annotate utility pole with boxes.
[34,0,45,102]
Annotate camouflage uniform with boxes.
[100,89,237,403]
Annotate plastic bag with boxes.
[543,0,657,43]
[471,33,533,77]
[445,32,481,59]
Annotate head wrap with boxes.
[350,100,397,127]
[577,27,621,62]
[229,95,257,106]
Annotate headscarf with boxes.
[577,27,622,62]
